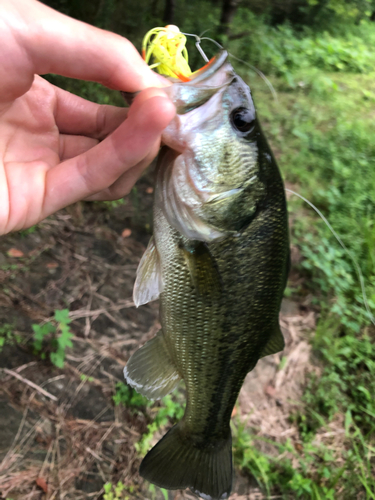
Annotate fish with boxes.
[124,50,290,500]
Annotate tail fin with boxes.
[140,422,232,500]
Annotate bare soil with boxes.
[0,170,317,500]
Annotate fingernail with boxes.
[152,72,173,87]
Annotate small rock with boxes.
[46,262,59,269]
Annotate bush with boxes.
[228,12,375,76]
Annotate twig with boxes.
[14,361,38,373]
[85,447,103,462]
[68,300,134,319]
[3,368,58,402]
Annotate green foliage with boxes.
[103,481,135,500]
[135,392,185,456]
[0,324,21,351]
[251,67,375,336]
[289,101,375,333]
[114,383,185,457]
[302,320,375,434]
[148,483,169,500]
[19,225,37,237]
[229,12,375,78]
[233,420,339,499]
[32,309,73,368]
[230,30,375,498]
[113,382,153,409]
[233,414,375,499]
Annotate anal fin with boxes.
[259,325,285,358]
[124,330,180,400]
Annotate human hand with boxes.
[0,0,175,235]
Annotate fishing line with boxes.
[226,52,278,102]
[181,31,210,62]
[182,32,278,101]
[286,188,375,327]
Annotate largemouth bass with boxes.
[124,51,290,500]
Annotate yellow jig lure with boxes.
[142,25,210,82]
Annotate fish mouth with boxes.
[186,50,229,85]
[182,49,235,101]
[162,50,235,116]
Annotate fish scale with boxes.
[124,50,289,500]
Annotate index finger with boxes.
[3,0,169,98]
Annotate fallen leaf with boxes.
[121,228,132,238]
[146,187,154,194]
[46,262,59,269]
[7,248,24,258]
[294,442,303,453]
[36,476,48,493]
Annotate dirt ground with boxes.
[0,168,317,500]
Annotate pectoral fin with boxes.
[133,237,164,307]
[181,242,222,297]
[259,325,285,358]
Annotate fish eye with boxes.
[231,107,255,133]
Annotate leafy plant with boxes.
[113,382,153,409]
[148,483,168,500]
[232,417,370,499]
[229,12,375,79]
[0,324,21,351]
[103,481,132,500]
[114,383,185,456]
[32,309,73,368]
[135,393,185,456]
[301,319,375,434]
